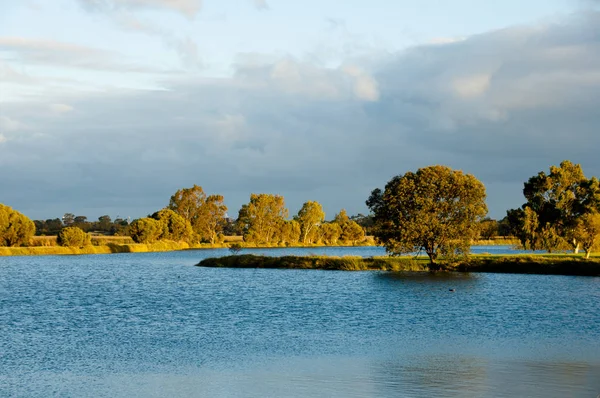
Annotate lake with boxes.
[1,246,599,397]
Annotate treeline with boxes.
[366,161,600,264]
[1,160,598,258]
[502,160,600,258]
[129,187,366,246]
[34,215,130,236]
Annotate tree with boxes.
[168,185,228,243]
[57,226,91,247]
[197,195,228,244]
[367,165,488,266]
[320,222,342,245]
[333,209,365,245]
[0,204,36,247]
[151,209,194,242]
[62,213,75,226]
[295,201,325,244]
[479,218,499,240]
[279,220,301,246]
[237,193,288,244]
[573,211,600,259]
[169,184,206,221]
[512,160,600,252]
[97,215,112,232]
[129,218,162,243]
[340,220,365,244]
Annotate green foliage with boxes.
[0,204,36,247]
[57,226,91,247]
[478,218,499,240]
[129,217,162,243]
[320,222,342,245]
[197,254,431,271]
[511,160,600,253]
[168,185,228,243]
[367,165,488,265]
[151,208,194,242]
[331,209,366,244]
[237,193,288,244]
[573,211,600,259]
[278,219,301,245]
[341,219,365,244]
[295,201,325,244]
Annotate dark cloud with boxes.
[1,12,600,220]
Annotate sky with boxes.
[1,0,600,222]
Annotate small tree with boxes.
[57,226,91,247]
[574,212,600,259]
[367,165,488,266]
[129,218,162,243]
[333,209,365,245]
[341,220,365,245]
[320,222,342,245]
[151,209,194,242]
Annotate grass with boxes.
[198,254,431,271]
[197,253,600,276]
[0,240,193,256]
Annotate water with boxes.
[1,246,599,397]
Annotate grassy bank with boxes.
[197,254,600,276]
[199,255,431,271]
[456,255,600,276]
[0,241,193,256]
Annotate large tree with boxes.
[295,201,325,244]
[237,193,288,244]
[510,160,600,252]
[168,185,228,243]
[367,165,488,266]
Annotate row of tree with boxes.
[34,215,130,236]
[2,160,598,259]
[129,186,366,245]
[366,161,600,264]
[504,161,600,258]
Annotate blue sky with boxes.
[1,0,599,221]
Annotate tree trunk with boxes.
[585,249,591,260]
[573,239,580,254]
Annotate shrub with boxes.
[57,227,91,247]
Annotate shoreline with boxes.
[196,254,600,277]
[0,238,518,257]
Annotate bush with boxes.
[129,217,162,243]
[57,227,91,247]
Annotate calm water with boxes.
[1,246,599,397]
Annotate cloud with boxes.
[343,65,379,101]
[75,2,203,69]
[50,104,74,113]
[253,0,268,10]
[76,0,202,17]
[0,116,24,133]
[2,11,600,221]
[0,36,169,73]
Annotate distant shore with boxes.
[197,254,600,277]
[0,237,518,257]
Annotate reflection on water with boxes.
[1,247,599,397]
[7,356,598,398]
